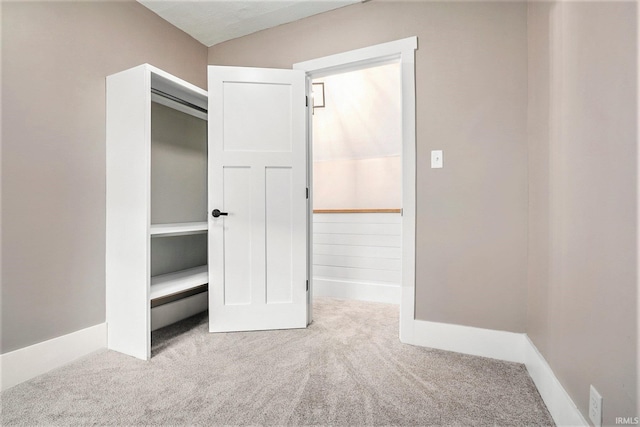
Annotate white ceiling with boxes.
[138,0,361,47]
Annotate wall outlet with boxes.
[589,385,603,427]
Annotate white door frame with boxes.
[293,36,418,342]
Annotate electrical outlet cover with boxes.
[589,385,603,427]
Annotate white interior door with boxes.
[208,66,308,332]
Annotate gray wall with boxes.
[1,1,207,353]
[150,102,207,224]
[527,2,638,423]
[208,0,529,333]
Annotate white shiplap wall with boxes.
[312,213,401,304]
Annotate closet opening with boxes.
[310,62,403,308]
[149,98,208,334]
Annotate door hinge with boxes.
[306,187,309,199]
[306,96,309,107]
[306,280,309,291]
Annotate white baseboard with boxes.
[402,318,527,363]
[402,318,587,426]
[0,323,106,391]
[151,291,208,331]
[313,278,400,304]
[524,335,588,426]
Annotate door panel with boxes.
[222,166,252,306]
[222,82,293,152]
[266,167,293,304]
[208,66,307,332]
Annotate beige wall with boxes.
[527,2,638,423]
[1,1,207,353]
[210,0,529,332]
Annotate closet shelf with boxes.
[150,265,208,300]
[150,222,208,237]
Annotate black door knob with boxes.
[212,209,228,218]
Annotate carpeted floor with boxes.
[1,298,554,426]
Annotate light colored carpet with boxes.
[1,298,554,426]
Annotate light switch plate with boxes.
[431,150,443,168]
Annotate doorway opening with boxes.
[294,37,417,340]
[310,62,403,306]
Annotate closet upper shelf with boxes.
[149,65,208,121]
[148,65,207,109]
[150,222,208,237]
[150,265,208,300]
